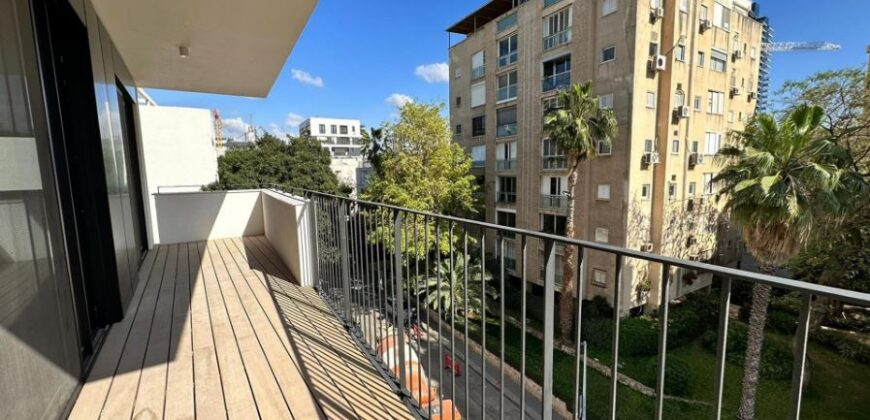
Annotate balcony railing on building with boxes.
[471,159,485,168]
[497,85,518,102]
[542,155,568,170]
[265,185,870,420]
[543,27,571,50]
[471,64,486,80]
[496,191,517,203]
[540,194,568,212]
[496,122,517,137]
[542,71,571,92]
[496,158,516,171]
[498,51,517,68]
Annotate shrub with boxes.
[584,296,613,320]
[582,317,658,357]
[666,293,719,346]
[813,329,870,364]
[700,322,793,380]
[766,309,798,334]
[638,357,693,397]
[582,318,613,351]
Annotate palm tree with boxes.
[412,253,497,320]
[544,82,618,340]
[714,104,862,419]
[361,126,389,177]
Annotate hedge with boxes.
[582,317,658,357]
[813,329,870,364]
[700,322,793,380]
[638,357,693,397]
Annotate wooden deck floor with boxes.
[69,236,411,420]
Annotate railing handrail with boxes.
[267,184,870,306]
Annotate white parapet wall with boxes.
[261,190,316,287]
[153,190,264,244]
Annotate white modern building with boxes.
[299,117,365,190]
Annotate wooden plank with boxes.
[206,240,292,420]
[197,241,259,420]
[99,245,172,419]
[164,243,195,419]
[188,242,228,420]
[69,249,158,420]
[218,238,323,419]
[131,244,179,418]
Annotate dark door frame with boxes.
[116,80,149,260]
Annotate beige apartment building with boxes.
[448,0,765,309]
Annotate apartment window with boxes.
[592,269,607,285]
[601,0,617,16]
[728,111,734,123]
[671,139,680,154]
[711,49,728,72]
[703,173,715,195]
[497,210,517,230]
[668,182,677,200]
[649,42,659,57]
[542,138,564,157]
[599,93,614,110]
[704,132,722,155]
[644,139,654,153]
[352,126,356,133]
[700,5,708,22]
[497,12,518,32]
[597,184,611,200]
[472,115,486,137]
[750,46,757,59]
[455,67,463,79]
[471,145,486,167]
[497,141,517,171]
[675,44,686,62]
[688,182,697,196]
[543,96,563,115]
[497,176,518,202]
[499,34,518,67]
[544,0,563,7]
[595,227,609,243]
[455,96,462,107]
[472,50,486,79]
[543,175,565,196]
[641,184,651,200]
[674,90,685,107]
[543,8,572,50]
[331,125,337,134]
[319,124,326,134]
[712,2,730,30]
[597,139,612,155]
[693,95,702,111]
[641,92,655,109]
[707,90,724,115]
[497,71,518,102]
[542,214,567,235]
[543,55,571,92]
[692,140,699,154]
[340,125,348,135]
[497,107,518,137]
[679,0,688,12]
[471,81,486,108]
[601,46,616,63]
[697,51,705,67]
[455,124,462,135]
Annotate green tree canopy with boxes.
[207,133,348,194]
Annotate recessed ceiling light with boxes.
[178,45,189,59]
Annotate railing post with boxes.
[338,200,353,323]
[712,277,733,420]
[542,239,556,420]
[609,254,623,420]
[654,264,672,420]
[310,196,321,290]
[393,211,407,394]
[788,293,813,420]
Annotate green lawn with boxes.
[454,317,870,419]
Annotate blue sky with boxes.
[148,0,870,140]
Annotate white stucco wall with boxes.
[330,157,361,191]
[153,190,263,245]
[138,106,218,246]
[261,190,316,286]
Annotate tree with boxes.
[713,105,862,419]
[206,133,348,194]
[543,82,618,340]
[412,253,497,320]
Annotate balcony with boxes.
[496,158,517,171]
[497,122,518,137]
[497,191,517,203]
[471,65,486,80]
[542,71,571,92]
[497,84,518,102]
[543,27,572,51]
[498,51,517,68]
[540,193,568,212]
[543,155,568,170]
[472,159,486,168]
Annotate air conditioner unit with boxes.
[651,7,664,20]
[674,105,690,118]
[643,151,660,165]
[641,243,654,252]
[696,153,705,164]
[730,87,741,97]
[648,55,667,72]
[747,91,757,100]
[733,50,744,60]
[700,19,712,32]
[689,152,700,166]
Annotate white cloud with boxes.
[285,112,305,128]
[222,117,250,140]
[267,122,289,139]
[414,62,449,83]
[385,93,414,108]
[291,69,324,87]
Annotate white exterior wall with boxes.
[261,190,316,287]
[152,190,264,244]
[138,106,218,246]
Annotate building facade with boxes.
[448,0,764,308]
[299,117,365,190]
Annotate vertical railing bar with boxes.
[363,206,373,348]
[609,254,624,420]
[788,293,813,420]
[378,209,387,360]
[394,211,407,391]
[333,198,341,304]
[425,216,433,419]
[463,230,471,417]
[449,222,457,403]
[574,246,587,419]
[712,277,733,420]
[520,234,528,420]
[542,238,556,420]
[498,235,506,418]
[413,214,422,406]
[480,231,487,420]
[339,201,353,323]
[311,195,322,290]
[405,213,414,395]
[349,202,358,328]
[654,263,672,420]
[390,210,398,376]
[582,340,588,420]
[435,222,443,402]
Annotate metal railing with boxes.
[498,51,517,68]
[542,155,568,170]
[542,71,571,92]
[496,191,517,203]
[471,65,486,80]
[543,27,572,51]
[496,159,516,171]
[496,123,517,137]
[269,185,870,420]
[540,194,568,211]
[497,85,518,102]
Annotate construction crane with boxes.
[765,41,841,53]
